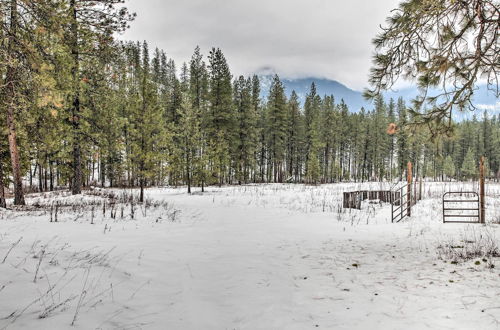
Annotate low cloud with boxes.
[122,0,400,90]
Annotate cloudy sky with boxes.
[122,0,401,91]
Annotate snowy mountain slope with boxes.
[259,75,372,111]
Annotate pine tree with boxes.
[387,98,396,180]
[371,95,389,180]
[64,0,134,195]
[180,62,189,93]
[337,100,351,181]
[189,46,208,111]
[286,91,305,182]
[461,148,477,180]
[304,83,323,183]
[188,46,209,190]
[396,97,409,179]
[266,75,288,182]
[233,76,257,184]
[358,108,371,182]
[253,77,269,183]
[127,41,166,201]
[443,155,455,180]
[0,0,40,205]
[367,0,499,135]
[165,58,181,124]
[319,95,336,183]
[306,143,321,184]
[79,37,126,188]
[178,94,202,193]
[207,48,234,185]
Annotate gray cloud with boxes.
[122,0,401,90]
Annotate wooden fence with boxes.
[343,190,399,209]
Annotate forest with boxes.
[1,0,499,207]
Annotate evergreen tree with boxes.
[266,75,288,183]
[443,155,455,180]
[304,83,322,183]
[286,91,305,182]
[207,48,234,185]
[127,41,167,201]
[64,0,134,195]
[367,0,499,135]
[178,94,202,193]
[387,98,396,180]
[461,148,477,180]
[396,98,409,179]
[234,76,257,183]
[320,95,336,183]
[188,46,209,190]
[189,46,208,111]
[0,0,50,204]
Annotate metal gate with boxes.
[442,192,480,223]
[391,182,415,223]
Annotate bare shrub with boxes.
[437,226,500,266]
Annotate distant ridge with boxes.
[259,75,499,115]
[259,75,371,112]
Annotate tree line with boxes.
[1,0,498,207]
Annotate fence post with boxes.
[391,190,394,223]
[407,161,412,217]
[479,156,485,224]
[419,176,423,201]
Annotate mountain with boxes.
[384,86,499,116]
[259,75,371,111]
[259,75,499,115]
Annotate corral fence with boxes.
[390,161,422,223]
[343,190,397,210]
[442,192,480,223]
[342,162,422,223]
[442,156,486,224]
[390,182,417,223]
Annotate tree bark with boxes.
[38,162,43,192]
[70,0,82,195]
[139,178,144,203]
[5,0,25,205]
[49,161,54,191]
[186,150,191,194]
[0,157,7,208]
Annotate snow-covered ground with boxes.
[0,182,499,329]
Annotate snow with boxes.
[0,183,499,329]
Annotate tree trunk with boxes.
[44,158,48,191]
[186,149,191,194]
[49,161,54,191]
[0,158,7,208]
[29,162,33,189]
[70,0,82,195]
[100,157,105,188]
[38,163,43,192]
[139,177,144,203]
[5,0,25,205]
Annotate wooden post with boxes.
[479,156,485,224]
[407,162,412,217]
[419,176,423,201]
[413,172,417,204]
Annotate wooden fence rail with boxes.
[343,190,400,209]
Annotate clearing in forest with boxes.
[0,183,499,329]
